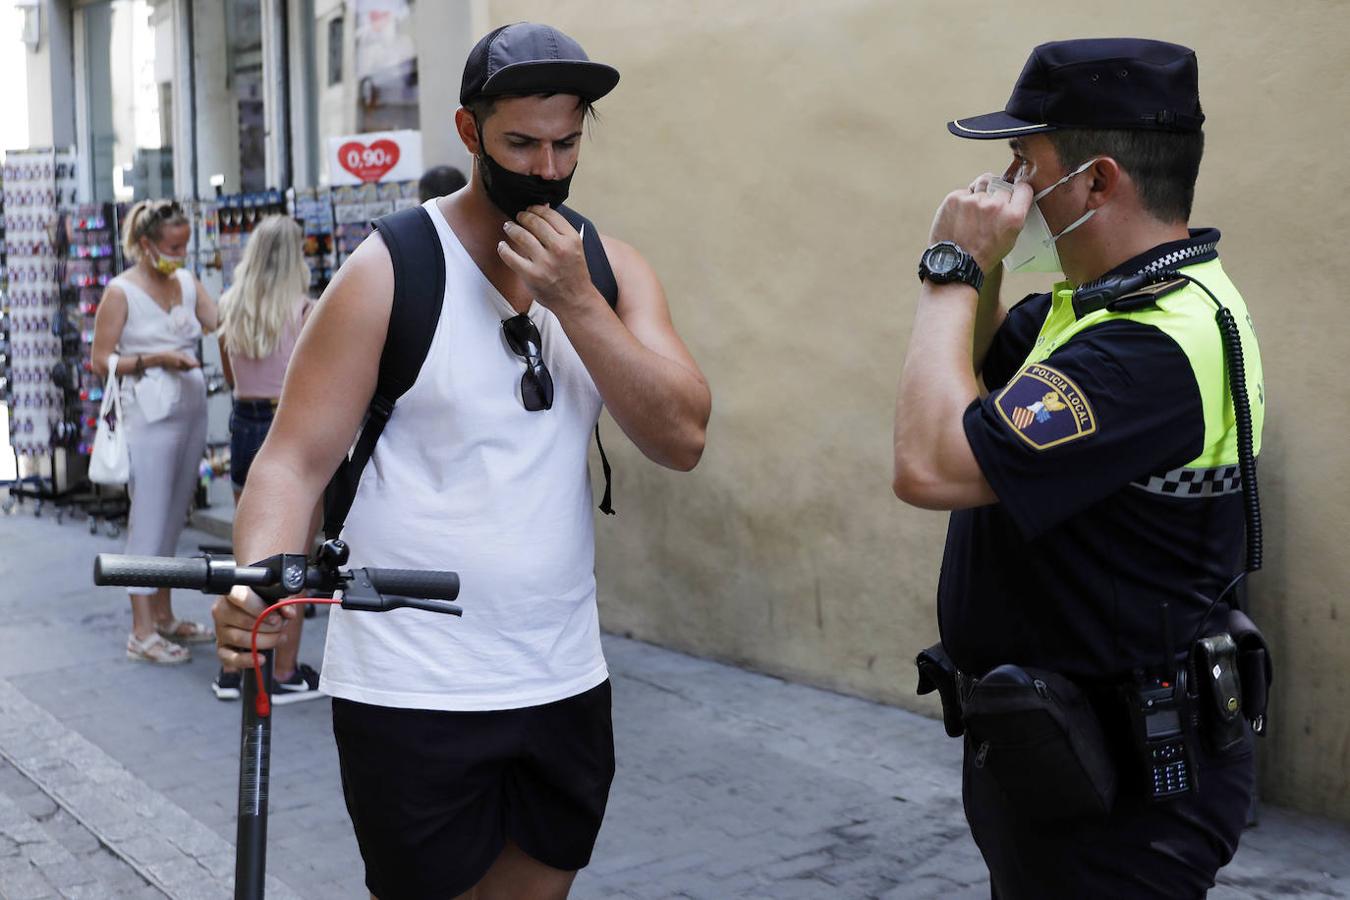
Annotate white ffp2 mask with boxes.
[989,158,1101,274]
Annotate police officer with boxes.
[892,39,1262,897]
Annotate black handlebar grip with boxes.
[94,554,211,589]
[366,568,461,601]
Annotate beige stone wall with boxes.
[485,0,1350,821]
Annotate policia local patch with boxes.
[994,364,1097,450]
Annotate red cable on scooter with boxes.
[249,598,341,716]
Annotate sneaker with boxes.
[269,663,322,706]
[212,668,241,701]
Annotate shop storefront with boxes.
[2,0,479,524]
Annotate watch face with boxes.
[926,244,962,276]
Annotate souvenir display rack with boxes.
[190,189,287,293]
[197,182,417,297]
[1,161,10,480]
[66,201,128,532]
[64,203,118,455]
[3,168,421,522]
[0,162,7,281]
[1,148,80,517]
[291,187,336,297]
[332,180,419,269]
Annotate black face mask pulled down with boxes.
[477,148,574,221]
[475,123,575,221]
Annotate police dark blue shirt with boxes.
[938,229,1249,681]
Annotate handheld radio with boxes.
[1126,602,1197,801]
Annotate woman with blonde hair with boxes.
[212,214,322,702]
[92,199,219,664]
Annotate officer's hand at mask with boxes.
[928,176,1034,276]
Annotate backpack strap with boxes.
[558,205,618,515]
[558,205,618,310]
[322,206,445,539]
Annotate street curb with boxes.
[0,775,123,898]
[0,677,301,900]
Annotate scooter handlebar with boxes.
[94,553,462,614]
[94,554,209,589]
[365,568,461,602]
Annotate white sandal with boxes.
[127,632,191,665]
[155,619,216,645]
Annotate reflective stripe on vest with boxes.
[1017,257,1264,471]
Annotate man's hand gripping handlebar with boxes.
[93,539,461,715]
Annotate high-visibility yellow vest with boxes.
[1019,257,1263,469]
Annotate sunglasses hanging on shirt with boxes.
[501,313,554,411]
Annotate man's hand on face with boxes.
[497,204,599,314]
[928,174,1035,275]
[212,585,294,669]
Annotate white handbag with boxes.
[89,353,130,485]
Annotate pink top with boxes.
[229,300,310,399]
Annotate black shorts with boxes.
[332,680,615,899]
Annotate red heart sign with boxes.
[337,139,401,182]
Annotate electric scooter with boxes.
[93,539,462,900]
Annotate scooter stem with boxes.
[234,649,272,900]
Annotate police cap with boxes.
[948,38,1204,140]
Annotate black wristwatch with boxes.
[918,241,984,292]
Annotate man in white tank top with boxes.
[212,23,710,900]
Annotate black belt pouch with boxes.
[1227,608,1272,733]
[915,642,965,738]
[962,665,1117,822]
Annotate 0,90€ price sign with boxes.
[337,139,402,183]
[327,130,421,185]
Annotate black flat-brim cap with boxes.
[460,22,620,107]
[948,38,1204,140]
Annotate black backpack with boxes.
[322,204,618,541]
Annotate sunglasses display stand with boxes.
[0,147,81,519]
[1,164,13,492]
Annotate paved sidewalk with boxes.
[0,756,161,900]
[2,504,1350,898]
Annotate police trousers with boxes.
[963,729,1255,899]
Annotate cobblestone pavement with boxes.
[0,757,161,900]
[2,502,1350,898]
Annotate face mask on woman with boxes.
[146,242,186,276]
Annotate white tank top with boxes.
[111,269,206,415]
[319,199,608,711]
[112,268,202,357]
